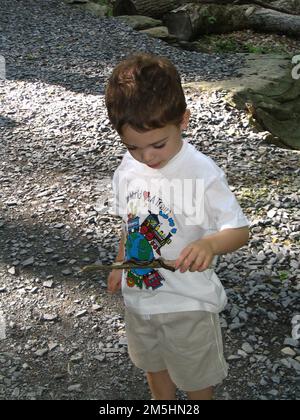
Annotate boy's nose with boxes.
[141,150,155,164]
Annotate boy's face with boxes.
[120,110,190,170]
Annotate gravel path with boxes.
[0,0,299,400]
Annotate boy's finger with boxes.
[197,257,212,272]
[191,256,205,272]
[175,247,192,269]
[179,251,198,273]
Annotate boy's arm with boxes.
[107,230,125,294]
[203,226,249,256]
[175,226,249,273]
[115,229,125,262]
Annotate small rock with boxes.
[70,353,83,363]
[54,373,65,380]
[257,251,266,261]
[35,348,48,357]
[238,311,248,322]
[94,354,106,362]
[11,388,20,398]
[228,355,241,361]
[8,267,16,275]
[43,280,54,289]
[75,310,87,318]
[290,260,299,269]
[92,304,102,312]
[268,312,278,321]
[281,347,296,357]
[118,337,128,346]
[103,348,120,353]
[43,314,58,322]
[229,322,245,331]
[290,359,300,372]
[62,269,72,276]
[68,384,82,393]
[271,376,280,384]
[267,209,277,219]
[48,342,59,351]
[237,349,248,358]
[6,200,18,207]
[260,378,268,386]
[242,343,254,354]
[284,338,299,348]
[21,257,34,267]
[268,389,279,397]
[22,363,30,370]
[53,223,65,229]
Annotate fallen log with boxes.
[182,1,299,16]
[164,3,300,41]
[113,0,300,18]
[273,0,300,15]
[113,0,185,18]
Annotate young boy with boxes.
[105,53,249,400]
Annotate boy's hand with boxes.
[175,239,214,273]
[107,269,122,294]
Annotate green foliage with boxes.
[279,271,289,282]
[212,39,285,54]
[239,186,269,202]
[213,38,242,53]
[243,44,283,54]
[207,16,217,25]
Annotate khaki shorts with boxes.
[125,309,228,392]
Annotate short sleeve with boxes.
[205,172,249,231]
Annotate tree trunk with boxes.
[113,0,185,18]
[165,3,300,41]
[185,0,299,16]
[274,0,300,15]
[113,0,300,18]
[113,0,300,17]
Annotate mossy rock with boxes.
[185,54,300,150]
[139,26,176,41]
[66,1,112,16]
[115,15,162,30]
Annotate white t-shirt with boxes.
[112,139,249,315]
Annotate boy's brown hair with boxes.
[105,53,187,135]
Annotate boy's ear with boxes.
[180,109,191,131]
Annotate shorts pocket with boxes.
[162,312,215,355]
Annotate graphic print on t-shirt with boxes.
[125,189,177,291]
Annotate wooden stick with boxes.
[81,258,177,273]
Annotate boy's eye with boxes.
[126,143,166,151]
